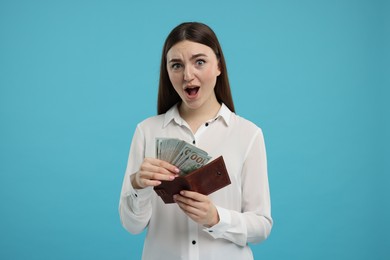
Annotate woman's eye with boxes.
[171,63,182,70]
[196,59,206,66]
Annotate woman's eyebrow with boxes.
[190,53,207,60]
[168,53,208,63]
[168,58,182,63]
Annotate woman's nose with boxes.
[183,66,194,81]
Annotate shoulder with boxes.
[137,114,165,129]
[230,113,263,135]
[135,104,178,136]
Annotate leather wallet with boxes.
[154,156,231,204]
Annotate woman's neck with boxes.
[179,100,221,133]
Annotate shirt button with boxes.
[192,140,195,144]
[192,240,196,245]
[205,123,209,127]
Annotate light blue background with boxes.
[0,0,389,259]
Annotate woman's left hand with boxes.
[173,191,219,227]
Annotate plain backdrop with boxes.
[0,0,389,259]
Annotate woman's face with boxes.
[166,40,221,112]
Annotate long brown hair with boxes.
[157,22,235,115]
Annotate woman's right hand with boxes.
[130,158,180,189]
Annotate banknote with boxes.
[155,138,211,176]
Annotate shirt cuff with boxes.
[203,206,231,238]
[122,181,153,213]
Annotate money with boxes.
[155,138,211,176]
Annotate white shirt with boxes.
[119,103,272,260]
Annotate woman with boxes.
[119,22,272,260]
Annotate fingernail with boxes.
[175,167,180,173]
[169,176,175,180]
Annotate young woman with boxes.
[119,22,272,260]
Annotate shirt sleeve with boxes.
[119,125,154,234]
[203,129,273,246]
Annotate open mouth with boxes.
[185,87,200,96]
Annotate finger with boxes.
[144,160,180,177]
[138,178,162,188]
[139,170,175,182]
[179,190,206,202]
[176,201,208,224]
[155,159,180,174]
[140,164,177,179]
[175,197,201,214]
[174,194,203,210]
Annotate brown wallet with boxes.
[154,156,231,204]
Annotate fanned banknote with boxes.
[155,138,211,176]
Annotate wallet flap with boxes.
[154,156,230,204]
[185,156,231,195]
[154,177,190,204]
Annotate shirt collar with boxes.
[163,103,183,128]
[215,103,232,126]
[163,102,232,128]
